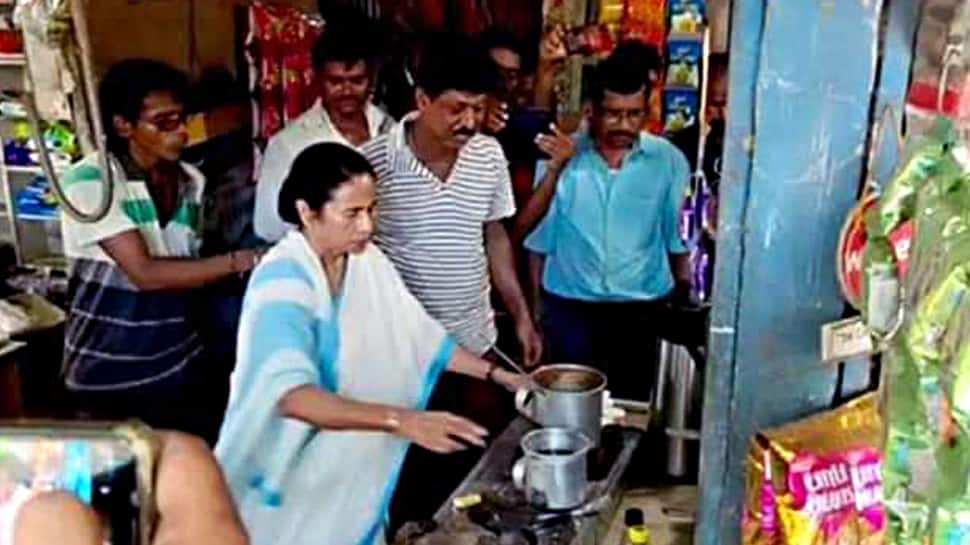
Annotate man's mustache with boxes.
[454,128,476,137]
[607,131,637,140]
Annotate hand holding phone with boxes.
[498,108,555,162]
[0,422,156,545]
[1,426,246,545]
[534,124,576,171]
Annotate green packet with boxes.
[871,118,957,240]
[907,265,970,438]
[908,264,970,369]
[956,340,970,432]
[862,120,958,321]
[885,426,937,502]
[887,499,932,545]
[936,496,970,545]
[885,343,932,439]
[903,156,970,309]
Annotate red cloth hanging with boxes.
[487,0,541,38]
[454,0,485,36]
[413,0,446,30]
[248,2,322,143]
[620,0,666,50]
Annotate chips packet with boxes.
[668,0,704,33]
[876,116,970,545]
[742,394,884,545]
[663,88,698,133]
[666,38,701,88]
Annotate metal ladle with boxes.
[490,344,531,378]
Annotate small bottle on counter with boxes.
[623,508,650,545]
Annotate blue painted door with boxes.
[695,1,918,544]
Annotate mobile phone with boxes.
[499,108,554,162]
[0,421,158,545]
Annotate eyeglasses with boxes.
[142,112,187,133]
[601,108,646,124]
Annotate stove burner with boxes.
[423,422,641,545]
[466,488,581,545]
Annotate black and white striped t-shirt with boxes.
[361,115,516,355]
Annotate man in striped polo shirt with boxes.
[362,34,541,526]
[60,60,260,443]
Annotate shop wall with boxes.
[84,0,318,77]
[85,0,192,76]
[695,1,919,544]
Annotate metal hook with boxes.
[937,44,964,113]
[871,294,907,352]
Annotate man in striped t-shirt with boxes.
[361,35,541,367]
[60,60,260,443]
[362,34,541,525]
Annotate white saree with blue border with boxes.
[215,231,454,545]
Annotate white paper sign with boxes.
[821,317,875,363]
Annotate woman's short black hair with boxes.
[98,59,189,155]
[278,143,376,226]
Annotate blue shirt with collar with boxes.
[525,132,691,302]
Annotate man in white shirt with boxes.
[254,14,393,242]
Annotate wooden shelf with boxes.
[5,165,43,175]
[4,165,66,177]
[17,212,58,223]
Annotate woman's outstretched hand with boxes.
[396,411,488,454]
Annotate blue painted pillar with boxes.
[696,0,764,540]
[694,1,917,544]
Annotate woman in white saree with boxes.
[215,143,525,545]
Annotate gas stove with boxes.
[406,418,641,545]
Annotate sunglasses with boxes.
[142,111,187,133]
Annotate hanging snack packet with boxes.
[599,0,625,24]
[862,119,956,324]
[618,0,666,48]
[666,38,701,88]
[663,89,698,133]
[742,394,885,545]
[668,0,705,34]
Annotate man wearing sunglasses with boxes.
[519,48,692,402]
[59,59,261,443]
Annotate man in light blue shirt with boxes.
[522,50,692,400]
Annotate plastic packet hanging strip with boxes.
[862,121,954,322]
[742,394,885,545]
